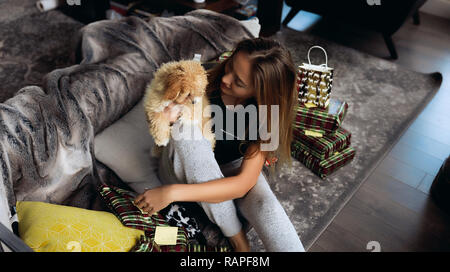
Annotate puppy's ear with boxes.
[164,67,185,101]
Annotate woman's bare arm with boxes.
[134,144,266,213]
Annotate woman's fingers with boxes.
[133,195,144,206]
[133,186,170,215]
[133,193,155,214]
[163,102,175,113]
[144,206,154,214]
[141,203,152,213]
[163,102,183,123]
[134,195,149,209]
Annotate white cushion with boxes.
[94,99,161,194]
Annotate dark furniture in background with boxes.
[431,156,450,215]
[59,0,110,24]
[61,0,241,23]
[166,0,240,14]
[282,0,427,59]
[256,0,284,37]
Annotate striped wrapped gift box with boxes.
[291,145,356,179]
[292,127,352,161]
[130,235,231,252]
[98,185,189,251]
[98,185,231,252]
[294,98,348,135]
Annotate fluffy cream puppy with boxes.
[144,60,215,156]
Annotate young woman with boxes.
[134,37,305,252]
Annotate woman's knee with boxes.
[200,200,235,224]
[237,172,285,220]
[170,121,214,154]
[199,200,242,237]
[167,135,224,185]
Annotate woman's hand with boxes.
[163,102,182,125]
[163,96,191,124]
[133,185,173,214]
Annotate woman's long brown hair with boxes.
[207,37,297,173]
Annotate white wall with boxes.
[420,0,450,19]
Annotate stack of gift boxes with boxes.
[291,97,356,179]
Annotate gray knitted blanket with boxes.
[0,10,253,230]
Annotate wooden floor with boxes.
[280,7,450,251]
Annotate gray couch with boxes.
[0,8,256,252]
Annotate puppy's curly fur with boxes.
[144,60,215,157]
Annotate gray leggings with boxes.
[156,121,305,252]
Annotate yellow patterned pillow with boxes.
[16,201,144,252]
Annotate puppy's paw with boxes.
[154,135,170,147]
[153,124,171,146]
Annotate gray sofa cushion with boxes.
[0,10,253,233]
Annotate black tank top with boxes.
[208,89,259,165]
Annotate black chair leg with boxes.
[383,33,398,59]
[413,10,420,25]
[282,7,301,26]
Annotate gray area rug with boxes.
[0,0,83,102]
[257,28,441,251]
[0,0,442,251]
